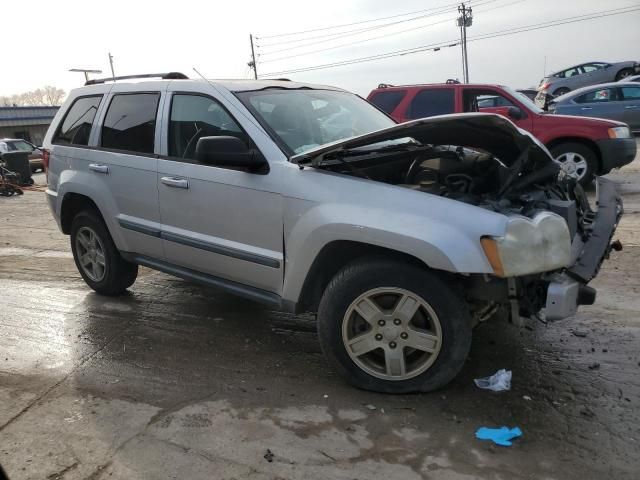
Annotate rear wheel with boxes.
[551,142,597,186]
[317,258,472,393]
[616,68,633,81]
[70,210,138,295]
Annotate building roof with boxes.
[0,106,59,127]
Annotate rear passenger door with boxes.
[405,88,455,121]
[93,84,165,259]
[157,86,283,294]
[620,86,640,130]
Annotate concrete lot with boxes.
[1,144,639,480]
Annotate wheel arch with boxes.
[295,240,444,313]
[60,192,104,234]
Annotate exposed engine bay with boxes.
[292,114,623,323]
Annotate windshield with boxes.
[236,89,396,155]
[7,140,35,152]
[503,86,544,114]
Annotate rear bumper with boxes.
[545,177,623,320]
[596,137,637,173]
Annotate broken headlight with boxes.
[481,212,571,277]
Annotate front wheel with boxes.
[551,142,598,186]
[317,259,472,393]
[70,210,138,295]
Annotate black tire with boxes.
[550,142,598,186]
[616,68,633,81]
[553,87,570,97]
[70,210,138,295]
[317,258,472,393]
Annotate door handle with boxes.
[624,105,638,109]
[161,176,189,189]
[89,163,109,174]
[581,107,593,111]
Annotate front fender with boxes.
[282,200,507,303]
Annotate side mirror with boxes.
[507,106,524,120]
[195,136,268,173]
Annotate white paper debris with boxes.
[474,369,512,392]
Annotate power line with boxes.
[259,0,522,63]
[257,0,497,50]
[260,5,640,77]
[262,6,640,77]
[256,0,470,40]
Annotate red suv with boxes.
[368,83,637,185]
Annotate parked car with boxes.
[0,138,44,172]
[367,83,636,184]
[516,89,538,101]
[44,73,622,393]
[549,82,640,133]
[536,61,640,100]
[618,74,640,83]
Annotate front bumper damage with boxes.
[545,177,623,320]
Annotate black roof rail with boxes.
[85,72,188,86]
[377,83,395,88]
[272,78,291,81]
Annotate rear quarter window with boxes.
[408,88,455,119]
[369,90,406,114]
[53,95,103,146]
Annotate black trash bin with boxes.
[1,151,33,186]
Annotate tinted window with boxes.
[369,91,406,114]
[582,64,602,73]
[53,96,102,146]
[169,94,246,160]
[575,88,618,104]
[101,93,159,154]
[408,89,454,119]
[621,87,640,100]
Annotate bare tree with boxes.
[0,86,66,106]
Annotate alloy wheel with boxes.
[553,151,588,181]
[341,287,443,381]
[75,226,107,282]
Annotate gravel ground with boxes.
[0,143,639,480]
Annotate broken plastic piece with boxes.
[476,426,522,446]
[474,369,512,391]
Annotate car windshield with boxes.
[503,86,544,114]
[236,88,396,155]
[7,140,34,151]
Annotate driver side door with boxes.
[157,87,284,295]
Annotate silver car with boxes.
[43,73,622,393]
[619,74,640,83]
[536,61,639,100]
[550,82,640,132]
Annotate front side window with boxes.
[53,95,102,146]
[236,89,395,155]
[369,90,406,114]
[101,93,160,154]
[169,94,246,160]
[621,87,640,100]
[408,88,455,119]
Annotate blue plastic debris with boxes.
[475,426,522,446]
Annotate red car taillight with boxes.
[42,148,50,180]
[539,82,550,91]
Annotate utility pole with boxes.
[248,34,258,79]
[457,3,473,83]
[108,52,116,79]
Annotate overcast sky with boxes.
[2,0,638,98]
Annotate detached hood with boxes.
[291,113,552,167]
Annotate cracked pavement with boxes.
[1,144,639,479]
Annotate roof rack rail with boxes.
[377,83,395,89]
[85,72,188,86]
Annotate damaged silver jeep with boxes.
[45,79,625,393]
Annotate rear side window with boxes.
[101,93,160,154]
[408,89,455,119]
[369,91,406,114]
[53,96,102,146]
[621,86,640,100]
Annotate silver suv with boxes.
[43,73,622,393]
